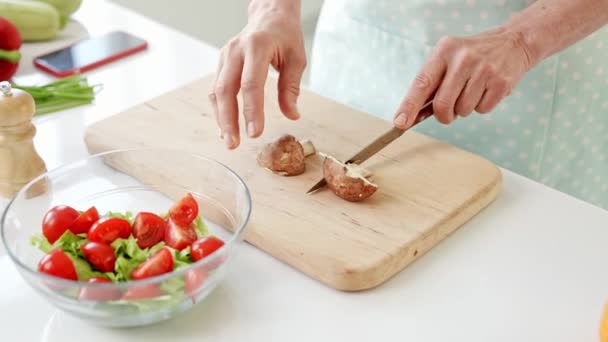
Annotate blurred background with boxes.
[109,0,324,83]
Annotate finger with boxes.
[410,91,437,124]
[209,56,224,138]
[432,62,471,124]
[454,70,486,117]
[278,53,306,120]
[394,56,446,129]
[475,88,503,114]
[215,50,244,149]
[241,45,271,138]
[476,77,510,113]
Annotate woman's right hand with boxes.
[210,0,306,149]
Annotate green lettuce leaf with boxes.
[160,276,185,294]
[113,256,139,282]
[105,211,135,224]
[109,236,170,281]
[104,271,121,282]
[53,230,87,257]
[111,236,148,281]
[173,247,192,269]
[30,234,52,253]
[111,235,145,259]
[99,292,186,314]
[68,254,104,281]
[193,215,208,237]
[30,230,87,257]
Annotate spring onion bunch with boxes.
[13,74,101,115]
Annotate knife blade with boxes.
[306,100,434,194]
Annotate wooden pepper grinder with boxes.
[0,81,47,198]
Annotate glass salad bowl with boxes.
[0,148,251,327]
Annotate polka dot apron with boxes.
[309,0,608,211]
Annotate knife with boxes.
[306,100,434,194]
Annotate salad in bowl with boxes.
[1,148,251,327]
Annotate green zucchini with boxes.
[32,0,83,28]
[0,0,60,41]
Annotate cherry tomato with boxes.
[133,212,166,249]
[122,284,164,300]
[185,267,207,301]
[87,217,131,244]
[69,206,100,234]
[78,277,121,301]
[81,242,116,272]
[168,193,199,226]
[191,236,225,262]
[37,249,78,281]
[130,248,174,280]
[164,219,197,251]
[42,205,79,244]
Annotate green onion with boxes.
[12,74,102,115]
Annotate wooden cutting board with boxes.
[84,74,502,291]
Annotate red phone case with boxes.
[33,39,148,78]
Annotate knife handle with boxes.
[414,103,434,124]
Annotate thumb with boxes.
[277,55,306,120]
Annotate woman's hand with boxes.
[393,28,533,129]
[210,0,306,149]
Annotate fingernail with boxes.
[247,121,256,137]
[224,134,234,148]
[290,104,301,119]
[218,127,223,138]
[394,112,407,127]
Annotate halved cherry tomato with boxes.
[69,206,100,234]
[191,236,225,262]
[37,249,78,280]
[185,267,207,301]
[78,277,121,301]
[164,219,197,251]
[168,193,198,226]
[42,205,80,244]
[122,283,164,300]
[133,212,166,249]
[87,217,131,244]
[130,248,174,280]
[81,242,116,272]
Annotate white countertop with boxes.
[1,1,608,341]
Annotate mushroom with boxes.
[322,154,378,202]
[257,134,316,176]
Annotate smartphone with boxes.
[34,31,148,77]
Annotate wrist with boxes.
[500,16,547,70]
[248,0,300,21]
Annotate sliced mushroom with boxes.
[322,154,378,202]
[257,134,316,176]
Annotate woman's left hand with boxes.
[393,27,534,129]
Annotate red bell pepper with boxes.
[0,16,21,81]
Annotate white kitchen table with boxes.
[1,1,607,341]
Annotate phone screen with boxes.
[35,31,147,73]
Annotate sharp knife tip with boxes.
[306,181,326,194]
[306,187,319,194]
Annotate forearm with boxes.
[504,0,608,68]
[248,0,301,21]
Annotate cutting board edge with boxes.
[306,165,503,291]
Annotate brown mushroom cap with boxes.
[257,134,315,176]
[322,155,378,202]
